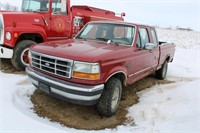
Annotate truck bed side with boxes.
[157,42,175,70]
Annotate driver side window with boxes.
[138,28,149,49]
[52,0,67,14]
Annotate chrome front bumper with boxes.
[26,67,104,105]
[0,46,13,58]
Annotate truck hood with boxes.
[31,39,131,62]
[1,12,45,27]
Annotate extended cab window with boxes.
[138,28,149,48]
[136,35,141,48]
[151,29,158,47]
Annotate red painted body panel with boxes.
[31,39,132,85]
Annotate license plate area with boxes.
[39,82,50,94]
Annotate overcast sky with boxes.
[1,0,199,31]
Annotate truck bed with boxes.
[158,43,175,70]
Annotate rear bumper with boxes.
[26,67,104,105]
[0,45,13,58]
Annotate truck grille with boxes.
[31,51,73,78]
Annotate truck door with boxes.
[128,27,154,82]
[149,28,159,70]
[48,0,71,41]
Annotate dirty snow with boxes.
[0,28,200,133]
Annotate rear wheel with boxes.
[97,77,122,117]
[11,40,36,70]
[156,60,168,79]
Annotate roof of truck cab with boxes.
[87,21,154,28]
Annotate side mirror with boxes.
[121,12,126,17]
[145,43,156,50]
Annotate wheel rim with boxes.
[111,86,120,111]
[21,48,29,66]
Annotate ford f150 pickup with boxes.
[26,21,175,117]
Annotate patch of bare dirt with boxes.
[0,59,24,74]
[0,58,174,130]
[31,76,174,130]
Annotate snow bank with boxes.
[0,74,68,132]
[156,28,200,49]
[127,80,199,133]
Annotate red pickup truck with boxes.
[26,21,175,117]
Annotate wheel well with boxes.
[166,56,171,62]
[107,72,126,87]
[17,33,44,44]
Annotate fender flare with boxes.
[6,26,47,45]
[104,67,128,86]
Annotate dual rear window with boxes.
[136,28,158,49]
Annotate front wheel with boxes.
[97,77,122,117]
[11,40,36,70]
[156,60,168,80]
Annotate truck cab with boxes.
[0,0,124,70]
[21,0,71,40]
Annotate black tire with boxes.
[97,77,122,117]
[156,60,168,80]
[11,40,36,70]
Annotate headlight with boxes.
[73,61,100,80]
[6,32,11,40]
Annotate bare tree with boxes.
[0,2,19,11]
[13,6,19,11]
[5,3,12,10]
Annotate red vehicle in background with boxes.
[0,0,124,70]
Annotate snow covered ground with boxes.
[0,28,200,133]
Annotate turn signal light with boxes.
[73,72,100,80]
[14,33,18,38]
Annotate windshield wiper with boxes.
[96,38,120,45]
[76,36,87,41]
[96,38,109,42]
[107,40,120,45]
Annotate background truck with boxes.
[26,21,175,117]
[0,0,124,70]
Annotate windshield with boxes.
[21,0,49,12]
[76,23,135,45]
